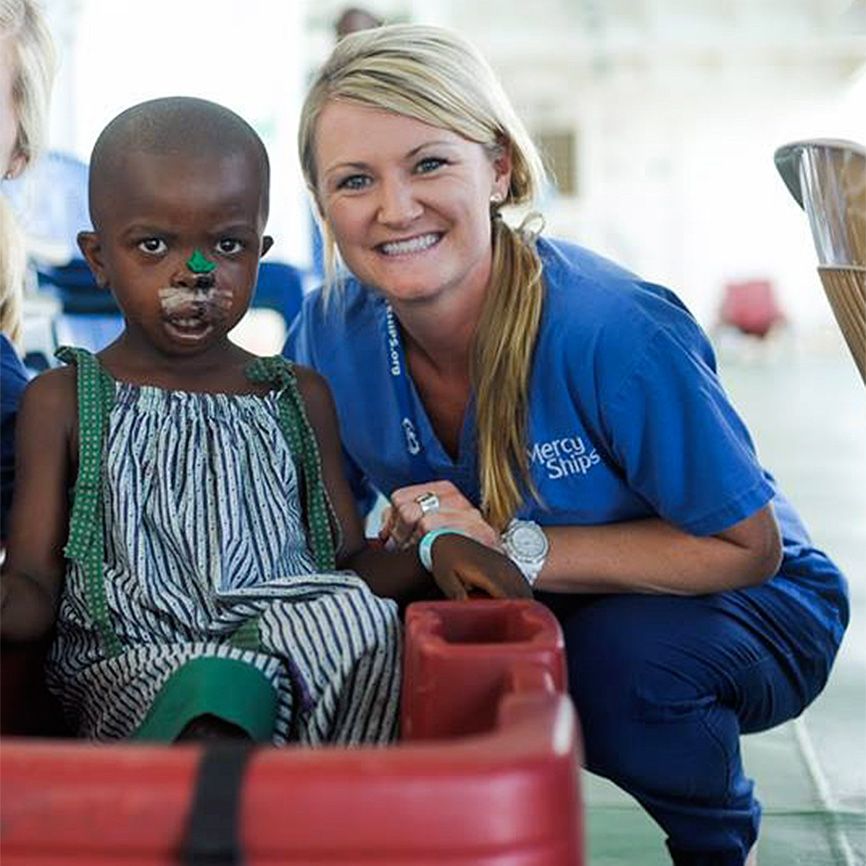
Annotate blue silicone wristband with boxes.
[418,528,469,572]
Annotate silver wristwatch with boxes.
[501,519,549,586]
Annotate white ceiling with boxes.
[303,0,866,129]
[305,0,866,70]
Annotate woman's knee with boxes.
[573,654,733,792]
[557,596,744,801]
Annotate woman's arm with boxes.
[1,369,76,640]
[382,480,782,596]
[294,367,530,602]
[537,507,782,594]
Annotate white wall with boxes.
[461,3,866,336]
[537,59,866,330]
[43,0,310,266]
[550,60,866,331]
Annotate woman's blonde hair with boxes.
[1,0,54,344]
[0,0,56,171]
[299,24,548,529]
[0,196,26,343]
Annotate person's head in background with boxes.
[0,0,55,181]
[0,0,54,344]
[334,6,383,41]
[298,23,548,528]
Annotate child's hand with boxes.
[427,534,532,601]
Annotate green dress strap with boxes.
[55,346,122,657]
[246,355,339,572]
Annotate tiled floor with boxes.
[584,336,866,864]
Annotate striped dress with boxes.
[46,348,401,745]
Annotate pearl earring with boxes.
[490,191,504,204]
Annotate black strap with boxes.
[180,742,256,866]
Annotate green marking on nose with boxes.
[187,249,217,274]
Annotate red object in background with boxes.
[718,279,786,338]
[1,600,584,865]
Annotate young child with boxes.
[0,96,528,744]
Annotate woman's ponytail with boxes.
[472,215,544,530]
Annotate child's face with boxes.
[78,149,271,356]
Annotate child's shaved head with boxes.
[88,96,270,229]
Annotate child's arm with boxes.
[294,367,531,603]
[0,369,76,640]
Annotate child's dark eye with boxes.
[215,238,244,255]
[416,157,447,174]
[138,238,167,255]
[337,174,370,191]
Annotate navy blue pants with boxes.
[537,583,845,866]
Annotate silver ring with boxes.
[415,491,440,515]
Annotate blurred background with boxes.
[4,2,865,862]
[8,0,866,345]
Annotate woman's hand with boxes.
[428,533,532,601]
[379,480,501,550]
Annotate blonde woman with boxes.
[286,24,848,866]
[1,0,54,534]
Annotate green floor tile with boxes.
[755,811,864,866]
[584,773,672,865]
[586,806,673,865]
[743,724,821,809]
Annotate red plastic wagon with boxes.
[1,599,584,865]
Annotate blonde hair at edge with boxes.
[299,23,548,530]
[0,198,27,342]
[0,0,55,343]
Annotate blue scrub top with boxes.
[1,333,30,536]
[286,237,847,640]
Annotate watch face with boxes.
[511,523,548,560]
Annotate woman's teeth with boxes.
[380,233,440,256]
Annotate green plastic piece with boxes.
[132,656,277,743]
[186,249,217,274]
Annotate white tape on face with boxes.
[158,285,234,319]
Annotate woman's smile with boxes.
[377,232,443,257]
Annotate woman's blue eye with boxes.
[416,157,446,174]
[216,238,243,255]
[138,238,166,255]
[337,174,370,191]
